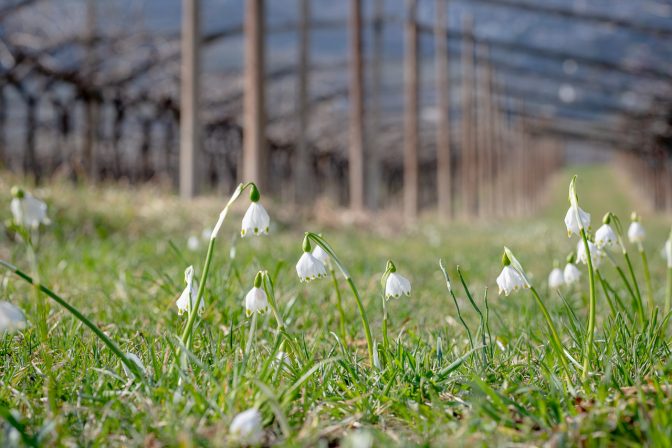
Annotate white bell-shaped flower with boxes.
[496,266,529,296]
[548,268,564,289]
[229,408,263,446]
[577,240,603,269]
[296,252,327,282]
[312,245,330,264]
[385,272,411,299]
[664,239,672,269]
[628,221,645,244]
[0,302,26,333]
[595,223,617,249]
[187,235,200,251]
[564,204,590,238]
[10,191,50,229]
[122,352,147,379]
[245,287,269,316]
[563,263,581,285]
[176,266,203,315]
[241,202,270,237]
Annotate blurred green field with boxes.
[1,165,672,446]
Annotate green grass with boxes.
[1,165,672,446]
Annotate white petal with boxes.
[595,224,617,249]
[627,222,646,244]
[563,263,581,284]
[496,266,528,296]
[11,194,49,229]
[295,252,327,282]
[241,202,270,237]
[312,245,330,264]
[230,409,263,445]
[176,266,203,315]
[0,302,26,333]
[385,272,411,298]
[245,287,269,316]
[577,240,603,268]
[187,235,200,251]
[665,240,672,268]
[548,268,564,289]
[564,205,590,237]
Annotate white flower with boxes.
[548,268,564,289]
[245,287,268,316]
[0,302,26,333]
[628,221,646,244]
[664,239,672,268]
[577,240,603,269]
[229,408,263,446]
[241,202,270,237]
[176,266,203,315]
[563,263,581,285]
[296,252,327,282]
[496,265,529,296]
[201,228,212,241]
[122,352,146,379]
[187,235,200,251]
[564,205,590,237]
[10,192,50,229]
[312,245,330,264]
[385,272,411,299]
[595,224,617,249]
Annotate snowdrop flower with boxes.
[548,267,564,289]
[595,223,617,249]
[187,235,200,251]
[312,245,330,264]
[176,266,203,315]
[0,302,26,333]
[241,185,269,237]
[664,238,672,268]
[122,352,146,379]
[296,237,327,282]
[577,240,603,269]
[627,214,645,244]
[201,228,212,241]
[384,262,411,299]
[563,262,581,285]
[245,273,269,316]
[229,408,263,446]
[564,204,590,238]
[10,187,50,229]
[497,265,529,295]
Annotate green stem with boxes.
[596,270,616,317]
[329,266,347,342]
[262,273,285,331]
[639,245,654,313]
[579,228,596,382]
[666,267,672,316]
[529,286,571,378]
[345,277,375,366]
[381,294,389,353]
[180,237,216,347]
[623,251,645,324]
[0,259,146,382]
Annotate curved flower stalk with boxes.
[312,244,346,341]
[664,228,672,315]
[298,233,375,366]
[499,248,570,377]
[380,260,411,353]
[260,271,285,331]
[180,182,264,348]
[567,176,596,382]
[629,213,653,312]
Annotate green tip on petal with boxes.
[630,211,639,222]
[249,184,260,202]
[386,259,396,273]
[501,252,511,266]
[302,235,311,253]
[602,212,612,225]
[254,271,263,288]
[566,251,576,264]
[10,186,24,199]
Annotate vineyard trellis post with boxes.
[435,0,452,219]
[348,0,365,211]
[403,0,419,222]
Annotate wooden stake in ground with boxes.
[367,0,385,210]
[180,0,201,198]
[435,0,452,219]
[294,0,312,203]
[461,17,478,217]
[243,0,267,190]
[348,0,365,211]
[404,0,419,222]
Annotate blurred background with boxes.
[1,0,671,222]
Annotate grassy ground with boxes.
[1,165,672,446]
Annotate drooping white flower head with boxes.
[664,239,672,269]
[296,237,327,282]
[385,272,411,299]
[241,202,270,238]
[548,268,564,289]
[595,223,617,249]
[577,240,603,269]
[187,235,200,251]
[627,219,645,244]
[176,266,203,315]
[564,205,591,238]
[312,245,330,264]
[496,265,529,296]
[563,263,581,285]
[10,188,50,229]
[229,408,263,446]
[122,352,147,379]
[0,302,26,333]
[245,274,269,316]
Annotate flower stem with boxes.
[381,294,389,354]
[180,237,216,347]
[262,272,285,331]
[623,251,646,325]
[0,259,146,382]
[529,286,571,378]
[638,244,654,313]
[345,277,375,366]
[329,266,347,342]
[579,228,596,382]
[666,267,672,316]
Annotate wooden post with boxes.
[460,17,477,217]
[243,0,267,189]
[83,0,97,180]
[180,0,201,198]
[0,88,5,168]
[295,0,312,203]
[367,0,385,210]
[435,0,452,219]
[348,0,365,211]
[480,45,494,217]
[404,0,419,222]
